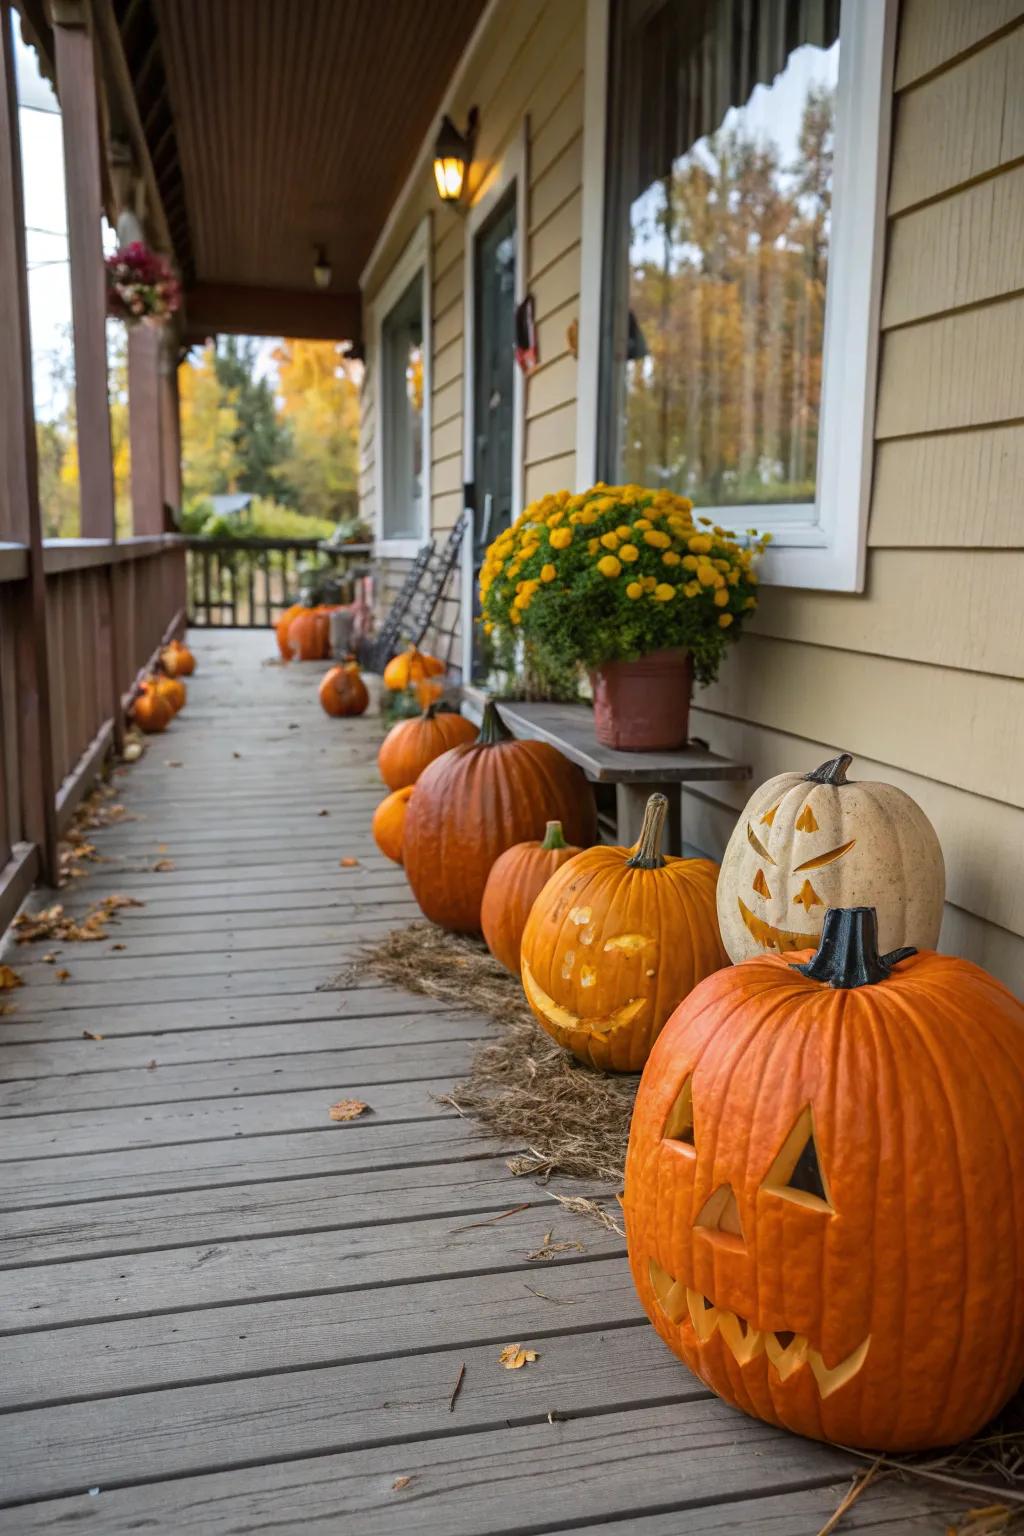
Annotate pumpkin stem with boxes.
[478,700,513,746]
[794,906,917,989]
[626,793,668,870]
[541,819,567,851]
[804,753,853,786]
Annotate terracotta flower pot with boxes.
[588,648,693,752]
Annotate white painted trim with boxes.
[371,213,433,557]
[594,0,897,593]
[575,0,610,491]
[459,119,529,680]
[359,0,503,295]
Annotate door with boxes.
[469,188,517,681]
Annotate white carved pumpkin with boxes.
[716,754,945,963]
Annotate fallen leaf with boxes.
[0,1000,16,1015]
[152,859,176,872]
[498,1343,539,1371]
[0,966,23,990]
[166,761,183,769]
[392,1476,412,1492]
[122,742,143,762]
[288,723,300,730]
[82,1029,104,1040]
[328,1099,369,1122]
[318,809,330,817]
[232,751,242,759]
[146,1059,157,1070]
[157,844,168,853]
[339,857,360,868]
[56,969,72,982]
[42,951,57,964]
[111,943,126,951]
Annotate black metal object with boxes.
[794,907,917,989]
[184,537,372,628]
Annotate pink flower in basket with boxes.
[105,242,182,326]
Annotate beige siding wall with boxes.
[360,0,585,648]
[685,0,1024,994]
[361,0,1023,993]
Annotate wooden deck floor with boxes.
[0,631,957,1533]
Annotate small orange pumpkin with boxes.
[372,785,414,865]
[319,661,369,718]
[377,704,478,791]
[286,608,331,661]
[624,905,1024,1450]
[160,639,196,676]
[275,603,305,659]
[153,673,186,714]
[130,681,173,734]
[520,793,726,1072]
[481,820,582,976]
[382,645,445,691]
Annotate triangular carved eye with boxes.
[663,1075,695,1150]
[763,1106,833,1212]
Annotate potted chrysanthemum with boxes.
[478,483,769,751]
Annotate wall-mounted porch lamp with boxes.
[313,246,332,289]
[432,106,478,207]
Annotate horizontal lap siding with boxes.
[686,1,1024,993]
[361,0,586,649]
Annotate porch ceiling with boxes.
[121,0,487,337]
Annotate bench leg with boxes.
[615,782,682,856]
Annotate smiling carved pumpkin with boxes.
[624,906,1024,1450]
[716,753,944,963]
[520,793,726,1073]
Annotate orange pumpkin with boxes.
[623,905,1024,1451]
[382,645,445,691]
[319,661,369,718]
[378,704,478,791]
[153,673,186,714]
[520,793,725,1072]
[286,607,330,662]
[481,820,582,976]
[402,701,597,934]
[130,681,173,734]
[372,785,414,865]
[160,639,195,676]
[275,603,305,659]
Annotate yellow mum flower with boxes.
[540,563,556,583]
[579,509,598,525]
[483,620,494,635]
[688,534,713,554]
[549,527,573,550]
[643,575,657,592]
[643,529,671,549]
[683,581,701,598]
[509,608,521,625]
[653,583,676,602]
[698,516,713,527]
[714,588,730,607]
[697,563,717,587]
[681,555,699,572]
[626,581,643,599]
[619,543,639,563]
[633,517,652,531]
[547,510,564,526]
[744,595,757,610]
[616,524,633,540]
[662,550,681,567]
[597,554,622,578]
[727,569,740,586]
[718,612,734,627]
[508,561,522,579]
[600,531,619,550]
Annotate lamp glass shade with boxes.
[433,153,466,203]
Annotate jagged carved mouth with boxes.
[521,961,645,1038]
[649,1258,869,1398]
[737,898,818,955]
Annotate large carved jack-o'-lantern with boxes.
[520,793,726,1073]
[716,753,944,963]
[623,906,1024,1450]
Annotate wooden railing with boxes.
[0,535,186,929]
[185,537,373,627]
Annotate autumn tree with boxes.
[213,336,292,500]
[273,339,360,521]
[178,343,243,503]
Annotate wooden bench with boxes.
[467,696,751,856]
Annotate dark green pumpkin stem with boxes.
[479,699,513,745]
[794,907,916,989]
[626,793,668,870]
[541,819,567,851]
[804,753,853,786]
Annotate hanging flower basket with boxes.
[105,242,181,326]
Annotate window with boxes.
[373,216,432,553]
[597,0,896,590]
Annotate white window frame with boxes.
[460,119,528,681]
[372,214,433,558]
[578,0,898,593]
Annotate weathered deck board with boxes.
[0,632,943,1531]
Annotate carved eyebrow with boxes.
[746,823,775,864]
[794,838,857,872]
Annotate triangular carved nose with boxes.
[695,1183,744,1240]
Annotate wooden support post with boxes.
[128,322,164,533]
[53,1,116,542]
[160,360,182,518]
[0,2,59,882]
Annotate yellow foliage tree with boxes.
[272,339,359,521]
[178,344,243,502]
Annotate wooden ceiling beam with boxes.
[182,283,363,344]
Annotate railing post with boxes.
[0,2,59,882]
[53,0,124,746]
[160,347,182,517]
[128,322,164,534]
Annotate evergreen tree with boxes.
[213,336,293,501]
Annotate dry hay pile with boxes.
[359,922,637,1184]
